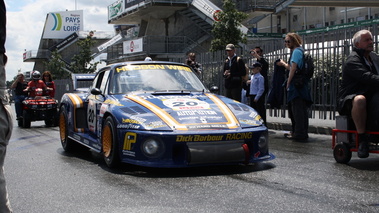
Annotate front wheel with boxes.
[59,107,76,152]
[333,143,352,164]
[102,117,120,168]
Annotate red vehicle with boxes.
[332,116,379,163]
[18,88,59,128]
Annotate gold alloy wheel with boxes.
[102,125,112,158]
[59,112,66,143]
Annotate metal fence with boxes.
[194,23,379,121]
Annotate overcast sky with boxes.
[4,0,116,81]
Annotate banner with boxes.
[43,10,83,39]
[123,38,143,54]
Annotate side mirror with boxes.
[210,86,219,93]
[90,88,102,95]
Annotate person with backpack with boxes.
[277,33,313,141]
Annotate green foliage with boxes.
[44,50,70,80]
[70,37,99,73]
[210,0,248,52]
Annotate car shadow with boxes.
[106,161,276,178]
[57,147,276,177]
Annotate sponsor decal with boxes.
[117,124,140,129]
[175,132,253,142]
[123,132,136,150]
[122,150,136,157]
[122,118,142,124]
[162,98,210,110]
[177,110,217,116]
[187,124,228,129]
[73,134,81,141]
[104,99,123,106]
[239,119,261,126]
[99,104,108,117]
[144,121,166,129]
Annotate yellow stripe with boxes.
[66,94,84,132]
[204,93,239,129]
[67,94,83,108]
[127,95,188,130]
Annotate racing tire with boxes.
[59,107,76,152]
[22,110,31,128]
[102,116,120,168]
[333,143,352,164]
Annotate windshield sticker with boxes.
[162,98,210,110]
[116,65,191,73]
[177,110,217,116]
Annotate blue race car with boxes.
[59,61,275,168]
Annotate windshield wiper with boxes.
[151,90,192,95]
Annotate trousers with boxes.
[288,97,309,139]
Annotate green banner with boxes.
[247,17,379,38]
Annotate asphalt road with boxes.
[5,119,379,213]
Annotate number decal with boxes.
[87,100,96,132]
[163,98,209,110]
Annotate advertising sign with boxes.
[123,38,143,54]
[108,0,124,20]
[43,10,83,39]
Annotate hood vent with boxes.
[120,106,148,115]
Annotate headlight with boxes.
[258,131,268,154]
[142,138,164,158]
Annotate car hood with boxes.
[109,92,264,131]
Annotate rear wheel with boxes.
[59,107,76,152]
[102,117,120,168]
[333,143,352,164]
[22,110,31,128]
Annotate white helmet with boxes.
[32,71,41,80]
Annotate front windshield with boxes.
[109,64,207,94]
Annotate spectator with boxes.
[42,71,55,98]
[277,33,312,141]
[337,29,379,158]
[223,44,246,102]
[185,52,202,77]
[247,62,266,123]
[250,46,269,122]
[0,0,14,211]
[10,73,28,119]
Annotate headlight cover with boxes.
[142,137,165,158]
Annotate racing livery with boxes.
[59,61,275,168]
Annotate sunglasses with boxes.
[284,40,291,43]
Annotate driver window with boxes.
[93,69,110,92]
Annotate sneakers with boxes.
[358,134,369,158]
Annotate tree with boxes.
[210,0,248,52]
[70,37,99,73]
[44,49,70,80]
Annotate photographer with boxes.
[186,52,202,77]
